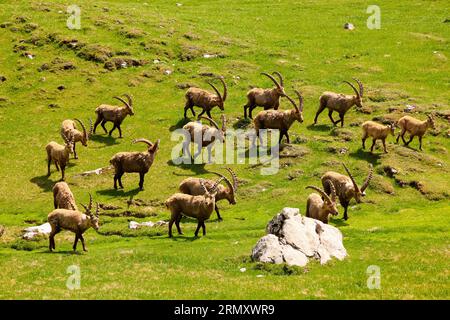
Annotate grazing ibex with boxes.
[52,181,77,210]
[61,118,92,159]
[110,138,160,190]
[182,115,226,163]
[166,177,223,237]
[305,181,339,224]
[48,194,99,252]
[184,77,227,118]
[314,78,364,127]
[93,94,134,138]
[178,168,238,221]
[362,121,395,153]
[45,132,74,181]
[396,114,436,151]
[253,90,304,144]
[321,163,373,220]
[244,72,286,119]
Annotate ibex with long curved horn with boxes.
[305,180,339,224]
[253,90,304,144]
[321,163,373,220]
[184,76,227,118]
[182,115,226,163]
[94,94,134,138]
[48,193,100,252]
[109,138,160,190]
[166,176,224,237]
[179,168,238,221]
[314,78,364,127]
[60,118,93,159]
[244,72,286,119]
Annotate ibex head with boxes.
[306,180,339,216]
[74,118,93,146]
[261,72,285,97]
[80,194,100,231]
[133,138,160,154]
[211,167,238,205]
[387,124,395,136]
[62,132,75,154]
[342,163,373,203]
[114,94,134,116]
[344,78,364,108]
[285,90,304,123]
[207,77,227,110]
[427,114,436,130]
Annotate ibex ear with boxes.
[151,139,160,152]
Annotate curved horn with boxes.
[88,118,93,137]
[305,185,332,203]
[217,77,227,101]
[211,177,225,193]
[132,138,154,148]
[88,193,93,211]
[123,94,133,107]
[360,164,373,192]
[343,81,360,98]
[207,81,223,103]
[342,163,360,193]
[261,72,282,90]
[294,90,304,112]
[325,180,337,203]
[95,202,100,217]
[221,114,226,132]
[209,171,234,196]
[74,118,87,141]
[113,96,131,109]
[225,167,238,191]
[272,71,284,87]
[284,94,299,112]
[199,179,208,194]
[199,116,220,130]
[352,78,364,97]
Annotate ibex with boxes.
[166,177,223,237]
[362,121,395,153]
[48,194,100,252]
[178,168,238,221]
[314,78,364,127]
[184,77,227,118]
[244,72,286,119]
[305,180,339,224]
[253,90,304,144]
[110,138,160,190]
[52,181,77,210]
[396,114,436,151]
[45,132,74,181]
[60,118,93,159]
[182,115,226,163]
[93,94,134,138]
[321,163,373,220]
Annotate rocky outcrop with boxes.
[251,207,347,267]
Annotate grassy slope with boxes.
[0,0,449,299]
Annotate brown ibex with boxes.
[184,77,227,118]
[305,180,339,224]
[396,114,436,151]
[45,132,74,181]
[61,118,92,159]
[93,94,134,138]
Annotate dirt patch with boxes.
[120,28,145,38]
[279,144,309,158]
[183,32,200,41]
[38,58,76,72]
[330,128,354,141]
[370,175,395,194]
[287,169,304,181]
[100,209,157,218]
[127,198,165,207]
[326,146,349,155]
[104,57,148,71]
[77,44,114,63]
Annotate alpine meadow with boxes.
[0,0,449,300]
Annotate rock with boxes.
[251,234,284,264]
[252,207,347,267]
[404,104,416,112]
[129,220,168,229]
[23,222,51,240]
[344,23,355,30]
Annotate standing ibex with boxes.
[166,177,223,237]
[48,194,99,252]
[244,72,286,119]
[60,118,92,159]
[314,78,364,127]
[178,168,238,221]
[305,180,339,224]
[93,94,134,138]
[396,114,436,151]
[182,115,226,163]
[253,90,304,144]
[110,138,160,190]
[46,132,74,181]
[362,121,395,153]
[184,77,227,118]
[321,163,373,220]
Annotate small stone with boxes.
[239,267,247,272]
[57,85,65,91]
[344,23,355,30]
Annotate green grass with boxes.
[0,0,449,299]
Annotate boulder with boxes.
[252,207,347,267]
[23,222,51,240]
